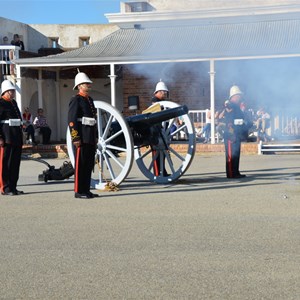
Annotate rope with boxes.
[96,158,120,192]
[104,181,119,192]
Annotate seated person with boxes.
[22,107,36,144]
[33,108,52,144]
[170,116,185,139]
[215,114,224,141]
[198,109,211,143]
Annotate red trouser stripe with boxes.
[74,147,81,193]
[152,150,159,176]
[227,140,233,178]
[0,147,3,192]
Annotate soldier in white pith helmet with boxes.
[68,72,99,199]
[150,80,170,176]
[0,80,24,195]
[151,80,169,104]
[229,85,243,100]
[223,85,246,179]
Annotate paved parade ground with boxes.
[0,153,299,299]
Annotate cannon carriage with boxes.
[67,100,196,189]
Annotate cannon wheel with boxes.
[67,101,134,190]
[135,100,196,183]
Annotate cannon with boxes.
[67,100,196,189]
[21,155,74,183]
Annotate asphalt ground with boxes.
[0,153,299,299]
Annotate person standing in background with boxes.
[0,80,24,195]
[256,106,271,142]
[2,36,9,45]
[11,34,25,50]
[9,34,24,76]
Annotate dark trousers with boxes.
[40,127,51,144]
[0,144,22,193]
[224,138,241,178]
[24,124,35,142]
[74,144,95,194]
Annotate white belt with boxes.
[234,119,244,125]
[77,117,96,126]
[0,119,22,126]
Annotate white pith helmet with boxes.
[154,80,169,94]
[229,85,243,99]
[73,72,93,90]
[1,80,16,96]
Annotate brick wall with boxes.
[122,62,211,115]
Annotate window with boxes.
[49,37,59,48]
[125,2,153,12]
[79,37,90,47]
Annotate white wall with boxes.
[146,0,300,11]
[28,24,119,52]
[0,17,28,50]
[1,17,119,53]
[20,77,124,142]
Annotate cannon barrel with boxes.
[126,105,188,128]
[109,104,189,149]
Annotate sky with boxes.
[0,0,121,24]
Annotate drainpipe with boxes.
[15,64,22,111]
[209,59,216,144]
[37,69,43,109]
[109,63,117,107]
[55,69,61,141]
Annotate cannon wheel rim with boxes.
[67,101,134,189]
[134,100,196,183]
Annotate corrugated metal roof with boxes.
[16,18,300,67]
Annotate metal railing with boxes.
[189,109,216,141]
[0,45,20,76]
[258,141,300,154]
[280,116,299,136]
[188,109,207,125]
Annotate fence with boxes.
[189,109,300,142]
[279,115,299,136]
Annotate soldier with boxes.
[223,85,247,179]
[68,72,99,199]
[151,80,169,176]
[152,80,169,104]
[0,80,24,195]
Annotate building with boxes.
[0,17,118,141]
[1,0,300,142]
